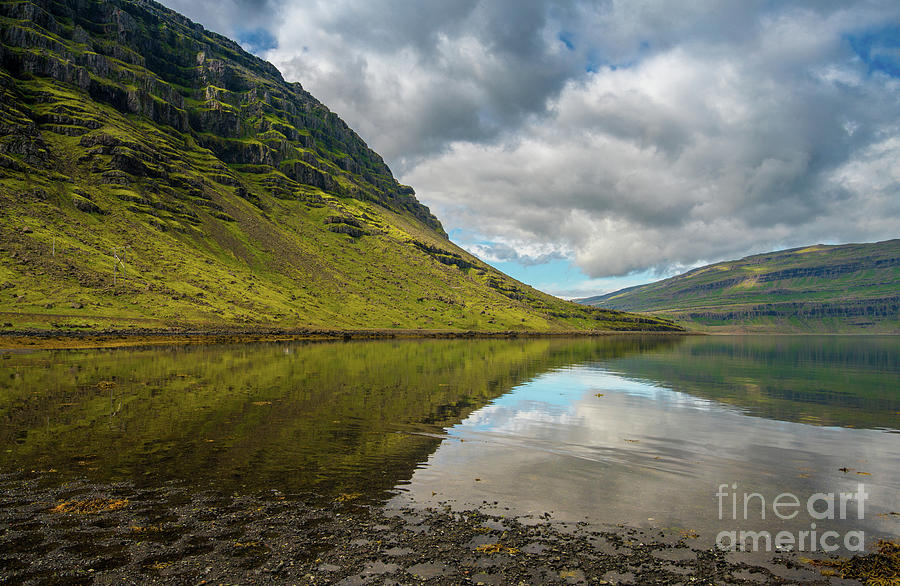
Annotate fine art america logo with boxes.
[715,483,868,552]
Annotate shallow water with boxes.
[391,336,900,554]
[1,335,898,555]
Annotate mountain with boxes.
[578,240,900,333]
[0,0,681,333]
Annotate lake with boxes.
[1,335,898,556]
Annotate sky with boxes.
[162,0,900,298]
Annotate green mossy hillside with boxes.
[578,240,900,333]
[0,0,681,332]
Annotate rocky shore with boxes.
[0,472,855,585]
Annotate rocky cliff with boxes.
[0,0,443,231]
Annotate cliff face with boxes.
[578,240,900,333]
[0,0,444,232]
[0,0,681,332]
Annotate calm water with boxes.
[1,335,898,553]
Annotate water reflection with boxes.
[391,336,900,553]
[2,335,898,552]
[603,335,900,429]
[0,336,673,496]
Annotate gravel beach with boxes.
[0,472,851,585]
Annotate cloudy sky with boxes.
[163,0,900,297]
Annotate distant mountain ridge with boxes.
[577,240,900,333]
[0,0,681,332]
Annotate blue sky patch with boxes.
[847,26,900,77]
[236,28,278,55]
[491,258,587,290]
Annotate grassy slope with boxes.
[578,240,900,333]
[0,0,680,333]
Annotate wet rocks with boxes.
[0,472,838,585]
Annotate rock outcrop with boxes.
[0,0,445,233]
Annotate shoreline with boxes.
[0,473,850,585]
[0,327,696,350]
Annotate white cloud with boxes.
[401,5,900,276]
